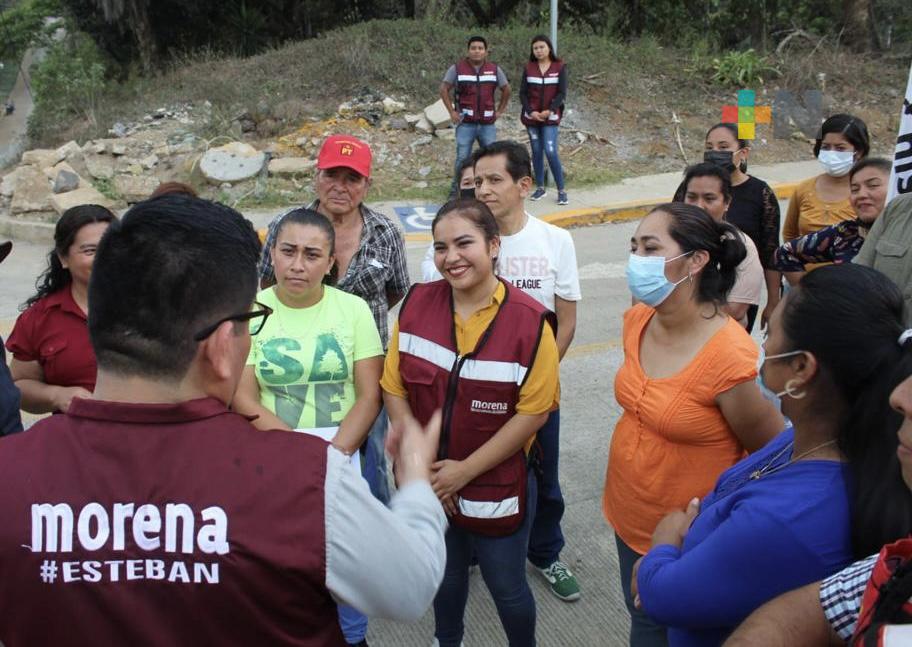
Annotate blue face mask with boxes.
[626,251,692,307]
[757,344,805,401]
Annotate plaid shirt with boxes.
[258,201,410,347]
[820,552,879,641]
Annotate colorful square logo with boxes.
[722,90,771,140]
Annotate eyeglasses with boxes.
[193,301,273,342]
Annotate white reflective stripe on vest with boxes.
[526,76,544,84]
[543,77,560,84]
[548,113,559,120]
[478,75,498,83]
[399,332,529,384]
[459,496,519,519]
[461,108,475,116]
[461,357,527,384]
[456,75,478,82]
[400,332,456,372]
[482,110,495,117]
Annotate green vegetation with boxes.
[710,50,780,87]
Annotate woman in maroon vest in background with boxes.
[520,34,569,206]
[382,199,559,646]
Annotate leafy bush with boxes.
[711,49,779,87]
[28,29,107,137]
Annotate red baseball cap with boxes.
[317,135,372,179]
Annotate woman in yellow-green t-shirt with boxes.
[235,208,384,450]
[233,208,384,646]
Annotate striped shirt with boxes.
[820,553,879,640]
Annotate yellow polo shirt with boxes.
[381,282,560,419]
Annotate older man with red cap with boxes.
[257,135,409,645]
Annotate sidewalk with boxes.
[245,159,817,241]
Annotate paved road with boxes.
[0,210,779,645]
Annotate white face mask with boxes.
[817,150,855,177]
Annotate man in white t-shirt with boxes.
[422,140,582,602]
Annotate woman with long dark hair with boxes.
[605,202,784,646]
[520,34,569,205]
[6,204,115,413]
[634,263,912,646]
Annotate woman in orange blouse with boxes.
[604,203,784,646]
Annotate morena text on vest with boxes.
[30,501,230,555]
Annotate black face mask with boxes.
[459,188,476,199]
[703,150,736,173]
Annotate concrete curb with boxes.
[404,181,800,242]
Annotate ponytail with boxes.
[655,202,746,306]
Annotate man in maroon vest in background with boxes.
[439,35,511,198]
[0,194,446,647]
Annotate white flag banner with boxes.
[888,60,912,202]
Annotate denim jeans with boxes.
[615,533,668,647]
[527,125,565,190]
[338,602,368,645]
[527,409,565,568]
[362,407,390,504]
[452,121,497,194]
[434,471,538,647]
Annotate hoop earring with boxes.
[783,379,807,400]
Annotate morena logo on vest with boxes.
[29,502,229,585]
[471,399,509,414]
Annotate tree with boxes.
[89,0,157,72]
[843,0,877,51]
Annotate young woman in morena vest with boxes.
[381,198,559,647]
[520,34,569,206]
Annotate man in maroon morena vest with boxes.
[0,195,446,647]
[439,34,511,198]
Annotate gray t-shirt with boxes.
[443,63,509,87]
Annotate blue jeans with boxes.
[615,533,668,647]
[338,602,368,645]
[452,121,497,194]
[527,125,564,190]
[527,409,565,568]
[362,407,390,504]
[434,471,537,647]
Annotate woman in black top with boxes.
[677,123,782,331]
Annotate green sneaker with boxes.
[540,560,581,601]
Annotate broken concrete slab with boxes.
[10,167,53,214]
[383,97,406,114]
[50,186,113,215]
[0,167,26,198]
[21,148,64,169]
[423,98,452,129]
[267,157,316,176]
[140,154,159,169]
[56,140,82,160]
[85,154,115,180]
[415,115,435,134]
[52,169,80,194]
[436,128,456,141]
[113,174,159,203]
[199,142,265,184]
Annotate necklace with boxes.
[749,439,838,480]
